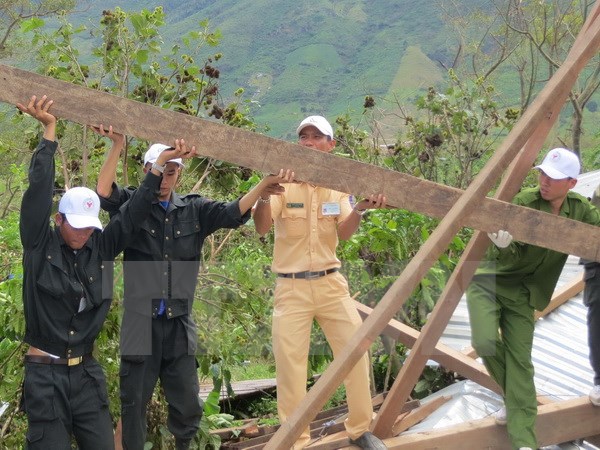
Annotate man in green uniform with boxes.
[467,147,600,450]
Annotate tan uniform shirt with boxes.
[270,183,352,273]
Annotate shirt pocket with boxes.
[36,257,69,299]
[129,221,160,254]
[316,207,338,240]
[83,263,106,308]
[280,207,307,238]
[173,220,202,259]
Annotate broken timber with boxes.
[1,64,600,261]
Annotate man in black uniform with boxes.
[581,184,600,406]
[96,140,288,449]
[18,94,193,450]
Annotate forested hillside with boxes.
[65,0,490,137]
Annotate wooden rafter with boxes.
[0,4,598,446]
[373,4,600,438]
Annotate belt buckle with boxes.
[305,271,321,280]
[68,356,82,366]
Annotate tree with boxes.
[0,0,75,57]
[503,0,600,157]
[445,0,600,157]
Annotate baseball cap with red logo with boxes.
[534,147,580,180]
[58,187,103,230]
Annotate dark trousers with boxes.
[120,314,203,450]
[584,264,600,385]
[22,357,114,450]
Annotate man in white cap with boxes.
[253,115,388,449]
[96,135,289,449]
[466,147,600,450]
[16,95,187,449]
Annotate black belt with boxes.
[277,267,339,279]
[25,353,93,366]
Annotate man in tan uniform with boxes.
[253,115,387,449]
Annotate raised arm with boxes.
[93,124,126,199]
[17,95,58,249]
[249,169,294,236]
[337,193,387,241]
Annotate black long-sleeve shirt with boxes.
[99,183,250,318]
[20,139,156,358]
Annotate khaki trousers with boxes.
[272,271,373,449]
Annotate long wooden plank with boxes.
[353,301,500,394]
[1,65,600,261]
[384,396,600,449]
[264,9,600,448]
[371,4,600,436]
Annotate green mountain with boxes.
[67,0,488,138]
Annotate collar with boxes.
[154,191,186,209]
[535,188,572,217]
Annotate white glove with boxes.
[487,230,513,248]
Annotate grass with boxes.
[229,359,276,381]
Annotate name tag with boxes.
[286,202,304,209]
[322,202,341,216]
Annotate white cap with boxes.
[296,115,334,139]
[534,147,580,180]
[143,143,184,167]
[58,187,102,230]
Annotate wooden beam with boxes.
[263,9,600,447]
[354,301,500,394]
[2,65,600,261]
[391,396,451,436]
[304,400,421,450]
[371,5,600,436]
[383,396,600,449]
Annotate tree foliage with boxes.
[442,0,600,157]
[0,0,75,57]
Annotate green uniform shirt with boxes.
[473,187,600,311]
